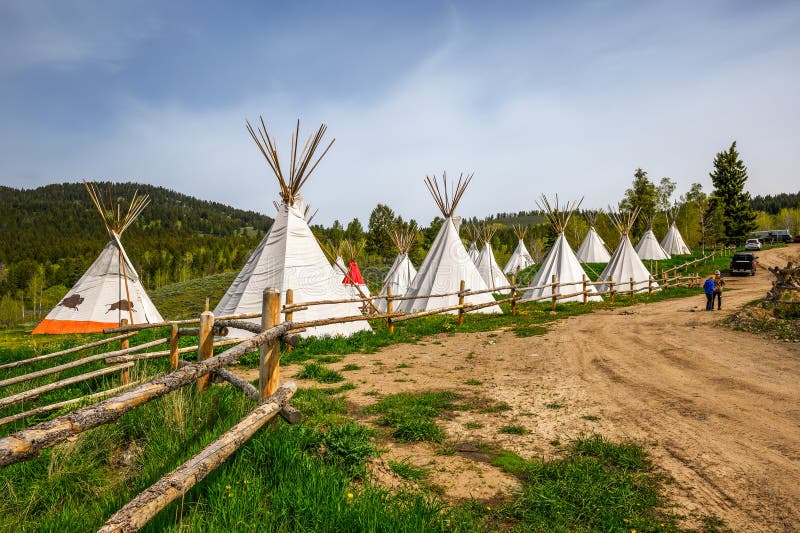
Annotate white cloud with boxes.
[2,1,798,225]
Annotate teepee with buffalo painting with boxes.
[33,183,163,334]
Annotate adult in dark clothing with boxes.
[703,275,715,311]
[713,270,725,310]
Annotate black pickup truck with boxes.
[730,252,757,276]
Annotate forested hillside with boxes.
[0,182,272,320]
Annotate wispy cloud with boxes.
[1,1,798,225]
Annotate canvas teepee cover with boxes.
[504,224,535,275]
[214,118,371,338]
[597,208,658,293]
[522,196,602,303]
[397,174,501,314]
[376,225,417,313]
[635,214,671,260]
[576,211,611,263]
[660,209,691,255]
[464,224,480,263]
[475,224,511,294]
[33,184,163,334]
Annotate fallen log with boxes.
[0,321,293,467]
[98,381,297,533]
[0,338,166,389]
[0,333,137,371]
[0,381,140,427]
[0,363,134,411]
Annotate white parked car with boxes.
[745,238,762,251]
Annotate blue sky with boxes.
[1,1,798,225]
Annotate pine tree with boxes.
[620,168,657,236]
[708,141,757,243]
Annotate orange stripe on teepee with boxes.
[32,319,121,335]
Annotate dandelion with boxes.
[486,506,491,511]
[347,493,354,499]
[225,485,231,490]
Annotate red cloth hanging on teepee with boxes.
[343,259,366,284]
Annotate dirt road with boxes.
[280,246,799,531]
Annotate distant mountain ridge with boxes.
[0,182,273,310]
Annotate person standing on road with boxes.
[713,270,725,310]
[703,274,715,311]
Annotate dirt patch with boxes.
[370,440,518,500]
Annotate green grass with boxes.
[464,379,483,386]
[480,401,512,413]
[149,271,237,320]
[463,421,484,429]
[294,362,345,384]
[341,364,362,371]
[388,457,430,482]
[582,415,601,421]
[0,385,488,531]
[546,403,564,409]
[499,425,528,435]
[492,434,681,532]
[363,391,466,443]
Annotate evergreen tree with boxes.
[708,141,757,243]
[620,168,657,236]
[366,204,396,258]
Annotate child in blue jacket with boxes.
[703,274,715,311]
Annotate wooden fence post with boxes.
[609,276,615,303]
[119,319,130,385]
[259,288,281,401]
[285,289,294,351]
[582,274,588,305]
[196,310,215,392]
[169,323,179,371]
[387,287,394,335]
[457,280,465,326]
[551,274,558,311]
[629,277,634,300]
[648,275,653,295]
[509,274,517,315]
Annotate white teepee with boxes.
[635,214,671,260]
[214,118,371,338]
[464,224,480,263]
[397,174,501,314]
[576,210,611,263]
[523,196,602,303]
[660,208,691,255]
[504,224,535,275]
[34,183,163,334]
[597,208,658,293]
[475,224,511,294]
[376,225,417,313]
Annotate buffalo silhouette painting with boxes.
[106,299,136,314]
[58,294,84,311]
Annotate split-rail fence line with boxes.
[0,246,733,531]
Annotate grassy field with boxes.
[0,250,739,531]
